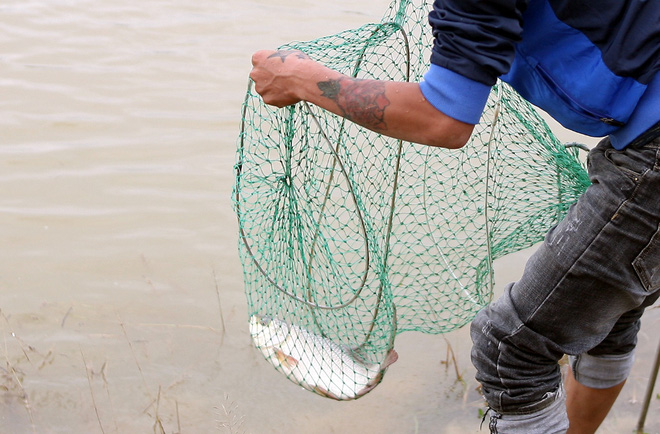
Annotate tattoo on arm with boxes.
[317,77,390,131]
[267,50,310,63]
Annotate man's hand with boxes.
[249,50,314,108]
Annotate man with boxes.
[249,0,660,432]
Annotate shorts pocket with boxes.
[633,224,660,293]
[604,148,651,182]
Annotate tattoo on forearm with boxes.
[317,77,390,131]
[267,50,310,63]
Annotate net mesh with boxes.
[233,0,590,400]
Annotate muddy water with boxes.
[1,1,659,433]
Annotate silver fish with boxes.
[249,314,398,400]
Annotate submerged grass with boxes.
[0,302,243,433]
[1,309,36,433]
[213,268,227,347]
[215,393,247,434]
[80,347,106,434]
[1,293,656,433]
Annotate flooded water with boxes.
[1,0,659,433]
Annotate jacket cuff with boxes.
[419,63,491,125]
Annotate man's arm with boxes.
[249,49,474,149]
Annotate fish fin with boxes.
[355,349,399,398]
[382,348,398,369]
[274,349,298,370]
[313,386,341,401]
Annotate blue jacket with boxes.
[419,0,660,149]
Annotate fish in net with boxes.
[233,0,591,400]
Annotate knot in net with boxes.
[233,0,590,400]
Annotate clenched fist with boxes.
[249,50,316,108]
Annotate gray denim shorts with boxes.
[470,135,660,419]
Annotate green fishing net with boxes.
[233,0,590,400]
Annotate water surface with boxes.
[1,1,658,432]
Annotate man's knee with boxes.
[470,293,565,414]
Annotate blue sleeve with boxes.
[419,64,491,125]
[428,0,528,86]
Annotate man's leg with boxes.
[471,138,660,433]
[564,306,648,433]
[565,366,625,434]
